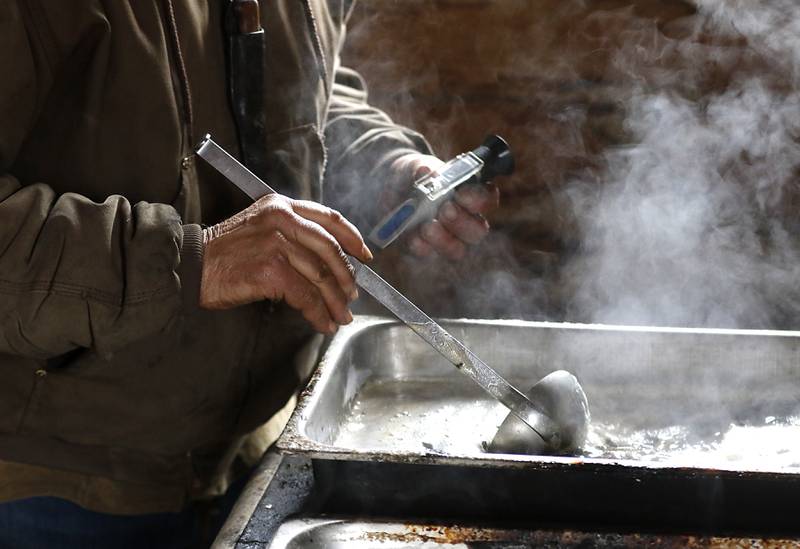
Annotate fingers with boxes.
[419,220,466,261]
[276,233,353,326]
[408,183,500,261]
[269,254,337,334]
[437,201,490,245]
[454,183,500,216]
[290,200,373,263]
[409,235,436,258]
[260,207,358,301]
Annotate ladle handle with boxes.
[194,135,561,445]
[350,260,560,443]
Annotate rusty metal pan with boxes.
[279,316,800,473]
[267,517,800,548]
[277,316,800,534]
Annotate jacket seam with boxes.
[0,279,176,306]
[160,0,195,145]
[300,0,330,96]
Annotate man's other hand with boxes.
[390,153,501,261]
[199,194,373,334]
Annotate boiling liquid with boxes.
[335,378,800,471]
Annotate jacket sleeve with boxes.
[0,3,203,360]
[322,65,434,230]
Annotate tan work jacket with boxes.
[0,0,428,513]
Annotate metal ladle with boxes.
[195,135,591,455]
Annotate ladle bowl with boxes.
[488,370,590,455]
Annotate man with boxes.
[0,0,498,546]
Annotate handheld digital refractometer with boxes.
[368,135,515,249]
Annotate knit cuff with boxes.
[178,224,205,311]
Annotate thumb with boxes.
[414,163,436,179]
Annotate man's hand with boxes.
[390,153,500,261]
[200,194,373,334]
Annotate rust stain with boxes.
[359,524,800,547]
[361,524,520,544]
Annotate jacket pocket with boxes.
[16,306,261,456]
[0,355,41,434]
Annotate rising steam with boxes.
[561,0,800,329]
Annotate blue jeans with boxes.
[0,479,245,549]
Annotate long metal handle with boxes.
[351,262,559,443]
[194,135,560,444]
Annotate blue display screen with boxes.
[376,203,416,241]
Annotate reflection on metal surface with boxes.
[335,379,505,455]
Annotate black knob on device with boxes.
[472,135,515,182]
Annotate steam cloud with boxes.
[343,0,800,330]
[560,0,800,329]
